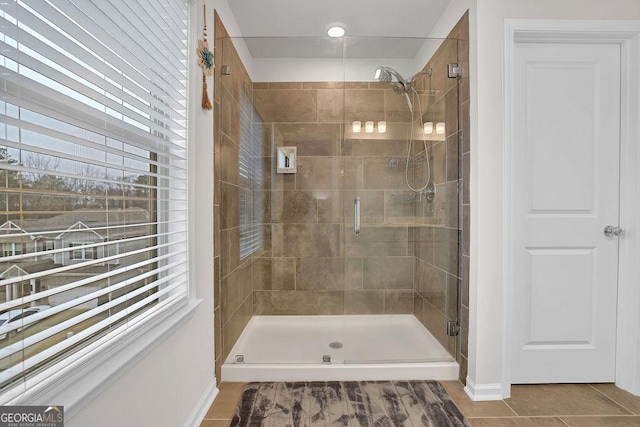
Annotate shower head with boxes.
[375,66,409,85]
[375,66,411,94]
[374,66,393,83]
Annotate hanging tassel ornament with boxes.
[202,74,212,110]
[197,4,214,110]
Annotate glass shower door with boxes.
[341,37,461,364]
[221,35,348,366]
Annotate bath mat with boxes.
[230,380,470,426]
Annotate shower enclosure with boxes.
[214,16,468,381]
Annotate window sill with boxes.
[12,298,202,420]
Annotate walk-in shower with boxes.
[214,17,469,382]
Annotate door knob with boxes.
[604,225,624,237]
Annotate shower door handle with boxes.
[354,197,360,236]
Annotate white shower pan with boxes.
[222,314,459,382]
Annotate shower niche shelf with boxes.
[277,146,297,174]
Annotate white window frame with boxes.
[70,242,94,260]
[2,242,22,257]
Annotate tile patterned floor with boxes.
[202,381,640,426]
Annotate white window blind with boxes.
[239,89,263,259]
[0,0,188,400]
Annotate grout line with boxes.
[500,399,519,417]
[587,384,636,415]
[466,413,640,421]
[558,418,572,427]
[467,415,567,419]
[560,415,640,418]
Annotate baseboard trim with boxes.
[184,379,219,427]
[464,377,504,401]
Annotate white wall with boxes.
[66,1,225,425]
[451,0,640,397]
[67,308,215,427]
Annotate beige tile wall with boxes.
[410,12,470,384]
[252,81,418,317]
[366,18,466,381]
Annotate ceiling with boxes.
[226,0,451,59]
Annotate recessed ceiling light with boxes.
[326,23,346,38]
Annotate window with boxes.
[70,243,95,260]
[2,242,23,257]
[0,0,188,401]
[239,90,264,260]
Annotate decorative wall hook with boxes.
[197,4,214,110]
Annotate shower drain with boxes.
[329,341,343,349]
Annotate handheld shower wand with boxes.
[374,65,434,198]
[402,92,413,114]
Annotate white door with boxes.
[511,42,621,383]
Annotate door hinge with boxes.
[447,321,460,337]
[448,63,462,79]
